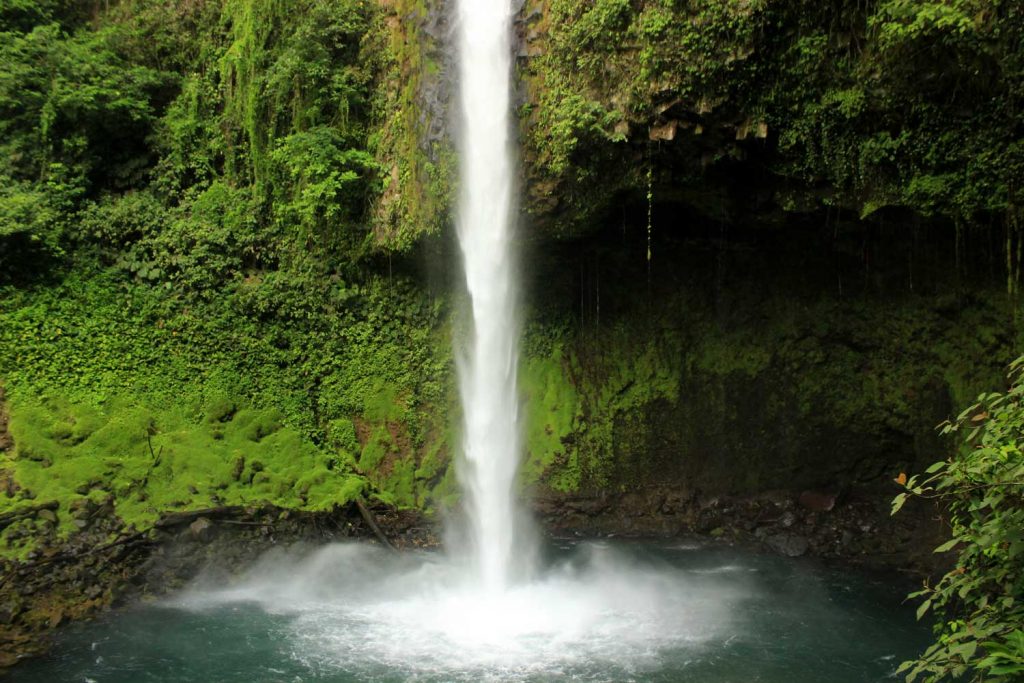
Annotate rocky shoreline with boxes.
[0,501,435,671]
[534,484,951,573]
[0,486,947,674]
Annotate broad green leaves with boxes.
[894,357,1024,682]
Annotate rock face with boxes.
[799,491,838,513]
[0,503,437,672]
[533,485,948,572]
[188,517,215,543]
[518,213,1012,505]
[766,533,809,558]
[504,0,1017,541]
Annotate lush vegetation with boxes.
[0,4,1020,650]
[895,359,1024,682]
[520,0,1024,264]
[0,4,1021,679]
[0,0,457,559]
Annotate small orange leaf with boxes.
[895,472,907,486]
[971,412,989,422]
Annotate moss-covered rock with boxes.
[1,0,1021,571]
[518,207,1019,498]
[516,0,1024,267]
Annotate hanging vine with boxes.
[1009,205,1021,299]
[646,141,653,291]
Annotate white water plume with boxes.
[172,543,747,682]
[170,5,752,681]
[453,0,524,590]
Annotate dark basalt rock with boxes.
[533,484,948,571]
[188,517,215,543]
[799,490,838,512]
[0,502,439,673]
[766,533,809,558]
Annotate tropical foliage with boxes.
[895,358,1024,682]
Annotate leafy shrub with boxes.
[0,22,168,187]
[894,358,1024,682]
[270,127,379,257]
[77,190,168,248]
[0,166,83,274]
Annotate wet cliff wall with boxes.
[0,0,1021,563]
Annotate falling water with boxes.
[454,0,523,591]
[0,3,936,680]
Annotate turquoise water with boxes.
[9,541,930,682]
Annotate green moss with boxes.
[0,252,458,543]
[691,330,773,377]
[408,405,458,509]
[1,396,365,553]
[520,0,1024,258]
[516,323,684,492]
[368,0,454,250]
[375,458,416,508]
[574,329,682,489]
[512,256,1018,496]
[358,424,391,472]
[520,342,582,490]
[360,380,405,422]
[325,418,360,459]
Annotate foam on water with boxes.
[0,0,934,678]
[171,543,747,681]
[170,5,742,679]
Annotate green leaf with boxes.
[949,640,977,662]
[891,492,908,515]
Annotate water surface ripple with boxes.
[9,541,930,683]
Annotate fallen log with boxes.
[355,498,396,551]
[153,506,248,529]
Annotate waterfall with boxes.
[454,0,523,592]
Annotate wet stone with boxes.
[766,533,809,558]
[799,490,838,512]
[36,509,57,524]
[189,517,215,543]
[0,601,21,625]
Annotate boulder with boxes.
[0,600,21,625]
[766,533,809,557]
[188,517,215,543]
[799,490,837,512]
